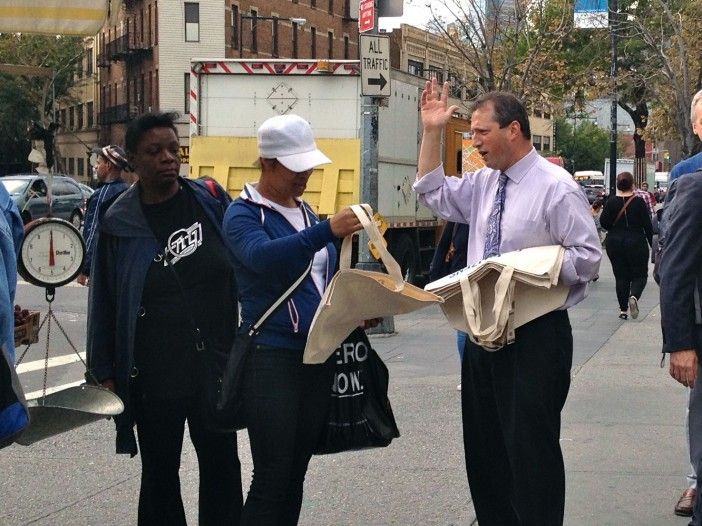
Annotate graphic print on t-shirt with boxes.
[163,222,202,265]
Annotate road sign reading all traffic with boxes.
[360,34,390,97]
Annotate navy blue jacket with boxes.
[223,184,337,350]
[671,151,702,182]
[87,177,233,455]
[659,173,702,354]
[81,179,129,275]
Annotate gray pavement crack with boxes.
[22,474,138,525]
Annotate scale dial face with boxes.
[19,218,86,287]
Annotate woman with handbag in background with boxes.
[223,114,369,525]
[87,112,242,525]
[600,171,653,320]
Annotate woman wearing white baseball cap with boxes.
[223,114,375,524]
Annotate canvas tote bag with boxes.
[437,245,570,350]
[304,204,443,364]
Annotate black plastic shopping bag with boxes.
[314,327,400,454]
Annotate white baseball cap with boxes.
[257,114,331,172]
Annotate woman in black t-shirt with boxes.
[600,171,654,320]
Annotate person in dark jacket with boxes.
[600,171,653,320]
[77,145,130,286]
[87,112,242,525]
[223,114,366,525]
[429,221,469,389]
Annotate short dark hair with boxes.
[470,92,531,140]
[125,112,179,155]
[616,171,634,191]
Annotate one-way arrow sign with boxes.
[367,73,387,91]
[360,34,390,97]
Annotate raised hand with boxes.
[420,78,460,132]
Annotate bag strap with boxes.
[339,204,404,288]
[163,249,312,343]
[613,195,636,226]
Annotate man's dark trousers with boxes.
[462,310,572,525]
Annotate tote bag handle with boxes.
[338,204,405,288]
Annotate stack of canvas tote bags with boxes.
[425,245,570,350]
[304,204,443,364]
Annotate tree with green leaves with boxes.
[0,34,84,173]
[554,117,610,174]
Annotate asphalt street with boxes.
[0,255,688,525]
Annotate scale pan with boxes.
[15,385,124,446]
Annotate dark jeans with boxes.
[462,310,573,526]
[241,345,333,526]
[133,395,242,526]
[606,233,649,311]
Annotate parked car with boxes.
[1,174,86,227]
[583,184,606,204]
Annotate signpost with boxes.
[359,34,390,98]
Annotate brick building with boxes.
[65,0,360,177]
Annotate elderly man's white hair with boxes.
[690,89,702,122]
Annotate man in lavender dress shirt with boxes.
[414,80,601,525]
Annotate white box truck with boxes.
[187,58,472,283]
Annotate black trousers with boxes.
[240,345,333,526]
[605,233,649,311]
[462,310,573,526]
[133,395,242,526]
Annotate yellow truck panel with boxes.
[189,136,360,216]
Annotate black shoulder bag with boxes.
[163,250,311,432]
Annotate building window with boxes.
[311,27,316,58]
[184,73,190,113]
[328,0,334,14]
[344,0,351,17]
[250,9,258,52]
[231,4,239,49]
[86,48,93,76]
[311,0,316,8]
[534,108,542,118]
[328,31,333,59]
[77,158,84,177]
[428,67,443,83]
[408,59,423,77]
[147,4,152,47]
[60,109,67,128]
[272,18,279,57]
[68,157,75,175]
[533,135,542,151]
[76,103,84,129]
[544,109,551,119]
[69,106,75,130]
[344,36,349,59]
[292,22,298,58]
[86,102,94,128]
[184,2,199,42]
[543,135,551,152]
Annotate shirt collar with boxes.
[503,147,539,184]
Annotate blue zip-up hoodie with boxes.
[81,178,129,275]
[223,184,338,350]
[87,177,233,455]
[0,184,26,447]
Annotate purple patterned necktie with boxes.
[483,172,509,259]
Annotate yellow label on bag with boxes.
[368,213,389,260]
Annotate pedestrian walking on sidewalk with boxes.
[223,114,369,525]
[600,171,653,320]
[87,112,243,525]
[76,145,130,287]
[414,81,601,525]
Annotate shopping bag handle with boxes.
[338,204,404,288]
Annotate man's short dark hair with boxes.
[470,92,531,140]
[616,171,634,191]
[125,112,179,155]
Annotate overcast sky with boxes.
[378,0,454,31]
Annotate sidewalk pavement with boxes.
[0,258,694,525]
[562,303,690,526]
